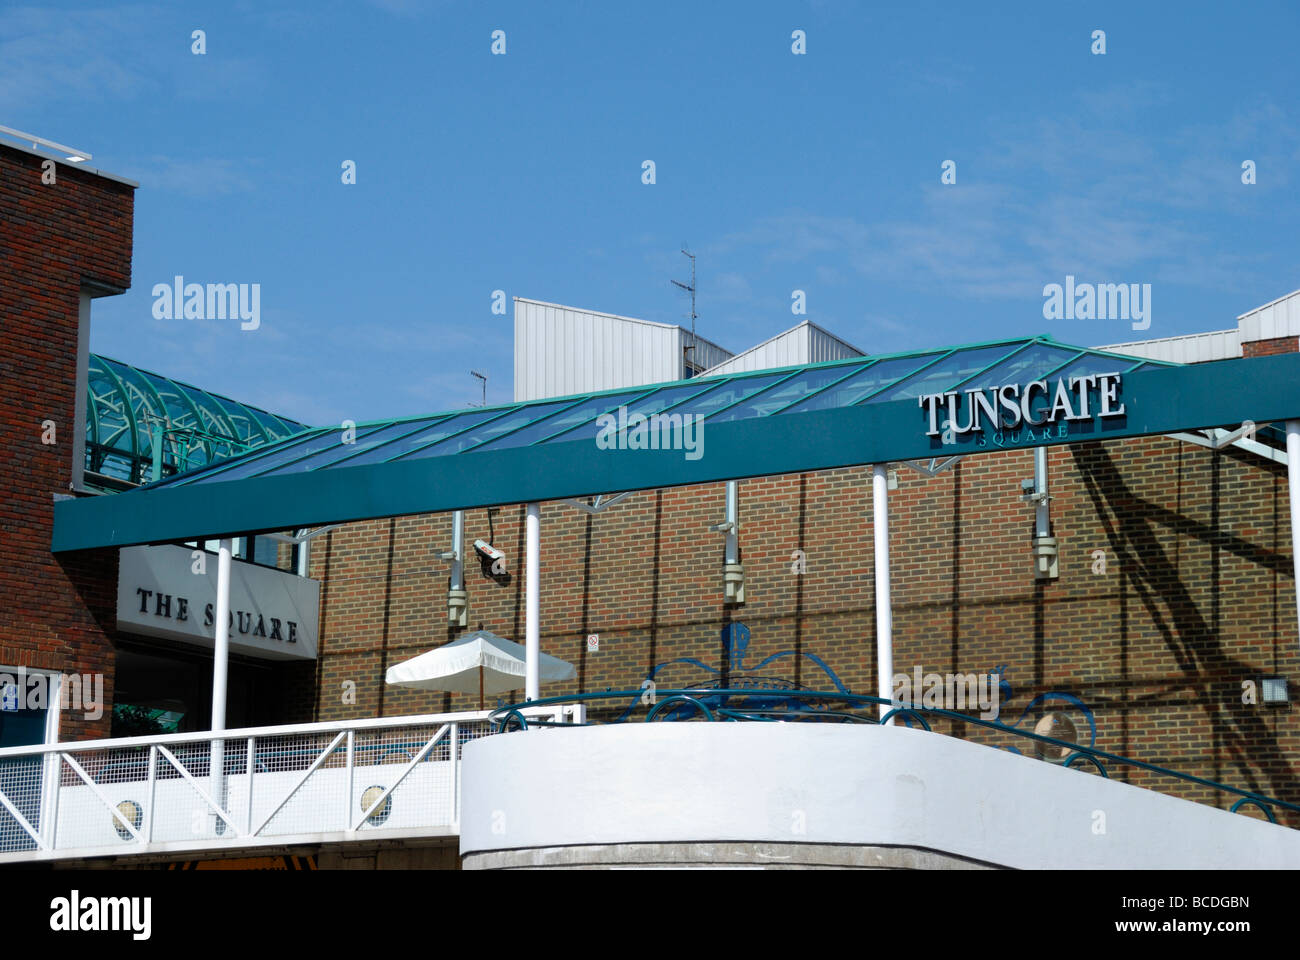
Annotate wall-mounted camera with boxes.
[474,538,510,585]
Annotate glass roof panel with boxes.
[175,383,237,441]
[207,422,403,481]
[209,395,268,445]
[136,335,1168,493]
[248,408,295,440]
[255,417,461,476]
[867,343,1024,403]
[474,389,652,451]
[322,410,505,467]
[780,354,943,414]
[662,372,790,419]
[394,400,582,460]
[547,380,722,444]
[137,371,202,432]
[956,343,1081,391]
[706,363,870,423]
[1050,353,1133,383]
[156,427,333,486]
[86,359,135,458]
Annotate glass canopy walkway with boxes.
[85,354,309,491]
[141,335,1172,490]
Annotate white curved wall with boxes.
[460,722,1300,869]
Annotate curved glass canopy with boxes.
[144,334,1172,491]
[85,354,309,490]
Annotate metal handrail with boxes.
[0,707,499,760]
[486,688,1300,823]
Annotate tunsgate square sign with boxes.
[919,372,1126,448]
[117,544,319,661]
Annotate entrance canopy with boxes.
[53,334,1300,552]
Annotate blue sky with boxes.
[8,1,1298,426]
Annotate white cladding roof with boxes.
[701,321,865,376]
[1097,288,1300,364]
[515,285,1300,402]
[513,298,731,402]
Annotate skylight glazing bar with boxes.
[699,369,805,420]
[851,349,958,403]
[537,380,722,445]
[1026,349,1088,382]
[304,415,474,469]
[239,420,413,476]
[767,358,880,415]
[458,397,591,453]
[92,358,140,465]
[139,370,212,462]
[946,340,1039,391]
[153,427,337,487]
[376,406,528,463]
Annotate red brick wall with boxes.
[1243,336,1298,358]
[310,433,1299,822]
[0,143,134,740]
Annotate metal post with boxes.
[150,425,163,483]
[1288,421,1300,648]
[724,482,739,564]
[451,510,465,591]
[210,538,232,827]
[873,465,893,722]
[449,723,459,827]
[525,503,541,701]
[448,510,468,626]
[344,730,355,832]
[296,532,310,578]
[1034,446,1050,538]
[244,737,256,837]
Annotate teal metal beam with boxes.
[52,354,1300,553]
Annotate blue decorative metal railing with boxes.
[487,688,1300,827]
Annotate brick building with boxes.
[0,140,134,744]
[1,138,310,754]
[302,297,1300,823]
[5,127,1300,862]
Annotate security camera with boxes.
[474,539,505,565]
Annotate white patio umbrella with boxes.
[384,629,576,708]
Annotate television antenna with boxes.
[671,247,698,374]
[471,370,487,407]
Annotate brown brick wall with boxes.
[0,143,134,740]
[1243,336,1298,358]
[310,434,1299,823]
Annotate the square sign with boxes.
[586,633,599,652]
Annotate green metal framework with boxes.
[85,354,309,490]
[53,335,1300,552]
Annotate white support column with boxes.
[210,538,232,823]
[525,503,541,702]
[1288,421,1300,648]
[296,532,310,578]
[872,465,893,722]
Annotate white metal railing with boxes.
[0,704,583,863]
